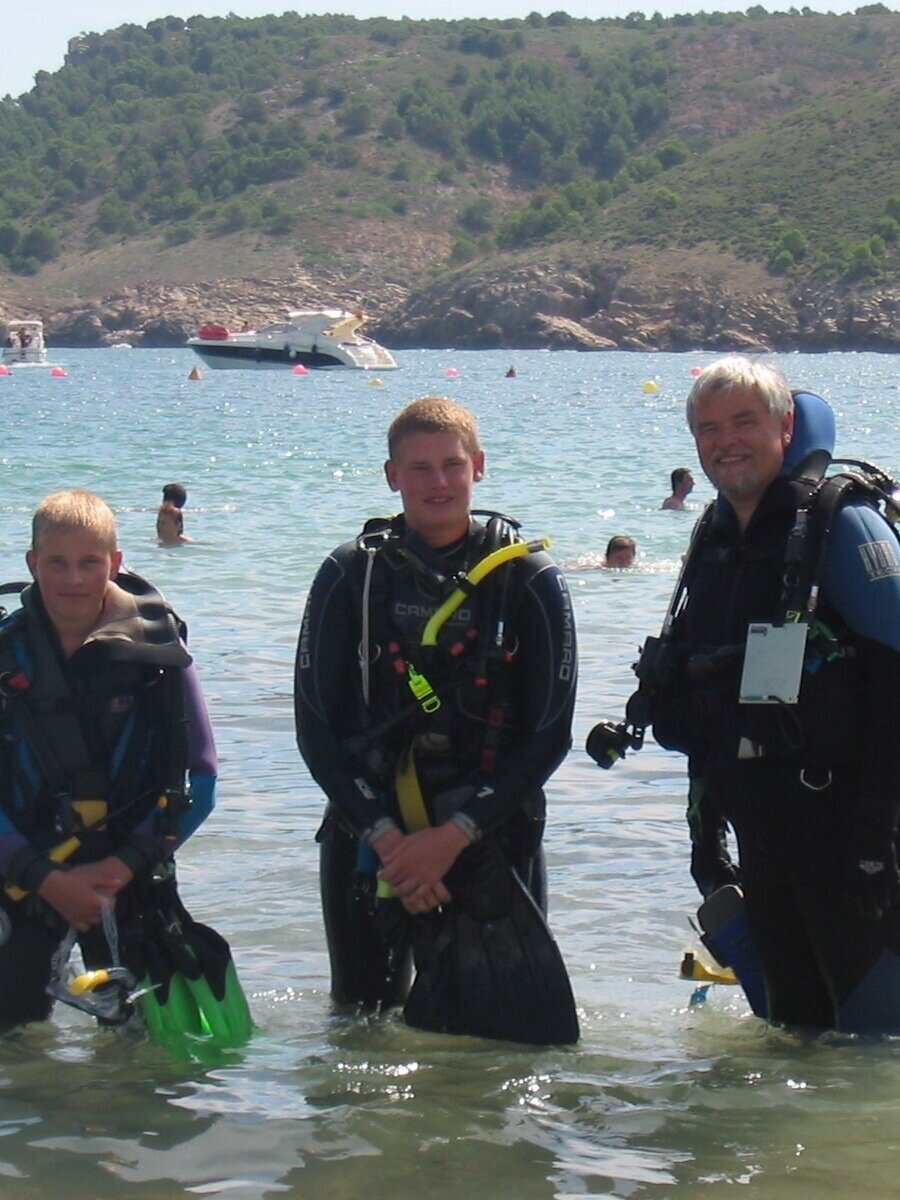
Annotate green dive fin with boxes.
[403,840,579,1046]
[138,918,253,1048]
[140,968,204,1039]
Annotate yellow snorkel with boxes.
[421,538,550,647]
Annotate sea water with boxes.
[0,348,897,1199]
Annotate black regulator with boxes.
[585,719,645,770]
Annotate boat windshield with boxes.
[260,323,297,335]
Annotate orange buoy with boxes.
[50,367,67,377]
[690,366,703,377]
[292,364,309,375]
[445,367,460,378]
[188,366,202,380]
[0,364,9,376]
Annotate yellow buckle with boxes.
[72,798,108,830]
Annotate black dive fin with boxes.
[403,863,579,1046]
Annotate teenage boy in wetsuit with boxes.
[295,397,577,1018]
[0,490,217,1030]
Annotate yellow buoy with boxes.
[642,380,658,394]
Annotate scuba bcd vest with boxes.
[0,572,192,854]
[348,511,549,786]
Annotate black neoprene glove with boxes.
[850,823,900,921]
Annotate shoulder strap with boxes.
[626,501,718,730]
[779,475,848,623]
[779,463,900,625]
[659,500,719,638]
[0,582,29,626]
[141,661,189,839]
[2,609,98,793]
[355,523,398,708]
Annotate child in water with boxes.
[156,502,194,546]
[157,483,194,545]
[602,535,636,568]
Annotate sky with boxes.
[1,0,892,101]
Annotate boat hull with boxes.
[188,343,394,371]
[2,361,64,370]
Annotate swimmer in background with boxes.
[162,482,187,509]
[156,502,195,546]
[661,467,694,511]
[602,535,636,568]
[158,483,193,545]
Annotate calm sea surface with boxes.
[0,348,897,1199]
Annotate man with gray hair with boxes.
[635,355,900,1032]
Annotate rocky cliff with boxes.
[4,249,898,353]
[377,253,899,353]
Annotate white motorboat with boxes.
[186,308,398,371]
[2,318,63,370]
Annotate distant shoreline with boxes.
[8,261,899,356]
[44,341,900,354]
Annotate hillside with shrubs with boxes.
[0,7,897,341]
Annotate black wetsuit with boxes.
[295,516,577,1006]
[651,478,900,1031]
